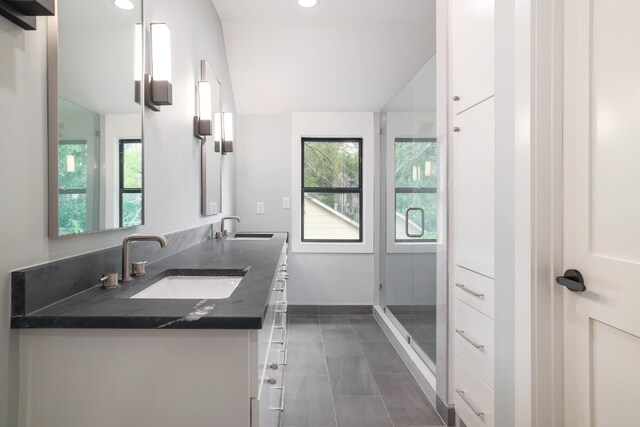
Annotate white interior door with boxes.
[563,0,640,426]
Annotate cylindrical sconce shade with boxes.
[151,23,171,82]
[198,82,212,122]
[134,23,142,80]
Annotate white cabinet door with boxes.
[452,97,494,278]
[451,0,494,114]
[563,0,640,425]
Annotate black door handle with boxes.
[555,269,586,292]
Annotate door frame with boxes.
[495,0,565,426]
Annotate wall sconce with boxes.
[222,112,234,154]
[214,113,222,152]
[194,81,212,140]
[145,23,173,111]
[134,23,142,104]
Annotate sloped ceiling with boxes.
[212,0,436,114]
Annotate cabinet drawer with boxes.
[454,358,494,427]
[452,97,495,278]
[454,300,494,388]
[453,266,494,319]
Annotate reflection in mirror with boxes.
[199,60,222,216]
[49,0,143,237]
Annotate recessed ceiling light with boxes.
[298,0,319,8]
[113,0,135,10]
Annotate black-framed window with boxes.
[394,137,437,242]
[301,137,363,242]
[119,139,143,228]
[58,140,88,235]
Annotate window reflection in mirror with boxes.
[52,0,143,236]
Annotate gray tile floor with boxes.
[282,314,445,427]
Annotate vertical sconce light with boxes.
[222,112,234,154]
[214,113,222,152]
[194,81,212,140]
[146,23,173,111]
[134,23,142,104]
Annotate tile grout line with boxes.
[317,314,340,427]
[348,315,396,427]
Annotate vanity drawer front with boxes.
[454,300,494,389]
[454,266,494,319]
[454,357,494,427]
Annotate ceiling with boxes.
[211,0,436,114]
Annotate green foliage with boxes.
[58,143,88,235]
[394,140,438,241]
[121,141,143,227]
[303,140,361,224]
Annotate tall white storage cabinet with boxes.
[451,0,495,426]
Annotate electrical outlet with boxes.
[257,202,264,214]
[282,196,290,209]
[209,202,218,214]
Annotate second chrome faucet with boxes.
[216,216,241,240]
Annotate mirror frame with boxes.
[199,59,222,217]
[47,2,146,238]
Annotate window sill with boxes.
[291,240,373,254]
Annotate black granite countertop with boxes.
[11,233,287,330]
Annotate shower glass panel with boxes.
[381,54,441,374]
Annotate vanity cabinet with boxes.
[17,242,289,427]
[451,0,495,425]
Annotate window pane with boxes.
[58,143,87,190]
[395,192,437,241]
[303,140,360,188]
[59,193,87,235]
[394,139,437,189]
[123,142,142,189]
[303,193,360,241]
[122,192,143,227]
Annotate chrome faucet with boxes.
[121,234,168,282]
[216,216,241,240]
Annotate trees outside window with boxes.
[394,138,438,242]
[301,138,363,242]
[119,139,143,228]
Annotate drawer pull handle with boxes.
[272,328,287,345]
[273,287,285,292]
[455,389,484,418]
[271,382,286,412]
[275,312,287,330]
[455,283,484,298]
[455,329,484,350]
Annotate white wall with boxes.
[236,114,376,305]
[0,1,235,424]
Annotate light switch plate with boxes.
[282,196,290,209]
[257,202,264,214]
[209,202,218,215]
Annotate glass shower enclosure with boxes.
[379,54,445,376]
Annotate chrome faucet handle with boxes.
[100,273,119,289]
[132,261,147,277]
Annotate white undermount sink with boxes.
[130,275,244,300]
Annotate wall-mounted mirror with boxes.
[199,60,222,216]
[48,0,144,237]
